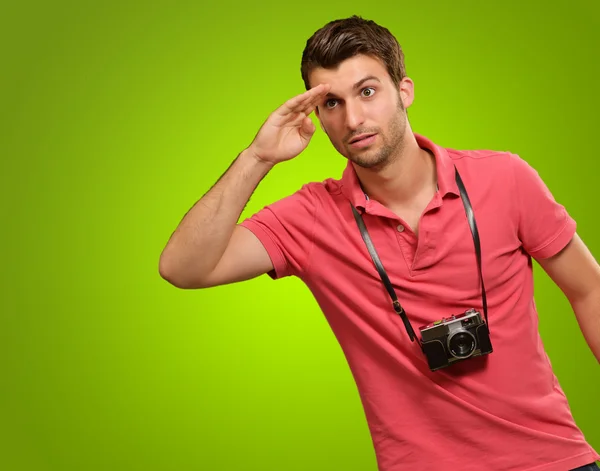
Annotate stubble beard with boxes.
[346,102,407,172]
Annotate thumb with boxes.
[299,116,316,141]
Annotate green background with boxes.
[2,1,598,470]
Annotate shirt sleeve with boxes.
[240,183,320,280]
[510,154,576,259]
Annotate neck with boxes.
[354,133,437,209]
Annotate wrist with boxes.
[241,147,276,169]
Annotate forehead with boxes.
[308,54,392,90]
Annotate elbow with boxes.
[158,255,183,288]
[158,254,205,290]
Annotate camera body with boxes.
[419,309,493,371]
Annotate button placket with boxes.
[392,219,416,273]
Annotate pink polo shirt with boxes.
[240,133,599,471]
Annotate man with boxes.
[159,16,600,471]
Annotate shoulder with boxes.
[258,174,343,218]
[446,146,516,166]
[280,172,345,203]
[445,145,538,170]
[444,145,538,186]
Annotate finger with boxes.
[298,116,316,141]
[303,83,330,108]
[273,106,312,129]
[301,104,317,117]
[286,111,312,127]
[273,87,328,128]
[300,85,330,113]
[279,84,330,116]
[299,97,323,115]
[287,99,321,123]
[275,104,318,129]
[279,90,314,116]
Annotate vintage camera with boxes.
[419,309,493,371]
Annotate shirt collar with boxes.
[340,133,459,209]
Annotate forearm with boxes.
[571,288,600,363]
[159,148,273,286]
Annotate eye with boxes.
[325,99,338,109]
[361,87,376,98]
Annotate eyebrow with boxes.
[325,75,381,98]
[353,75,381,90]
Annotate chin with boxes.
[351,157,389,169]
[348,150,390,169]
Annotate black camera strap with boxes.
[350,166,489,343]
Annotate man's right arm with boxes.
[158,83,331,289]
[159,149,275,289]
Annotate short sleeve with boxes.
[240,183,320,279]
[510,154,576,259]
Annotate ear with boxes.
[398,77,415,109]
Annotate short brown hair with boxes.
[300,16,406,90]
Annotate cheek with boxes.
[380,104,402,129]
[377,101,397,117]
[321,115,343,137]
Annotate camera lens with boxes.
[448,331,476,359]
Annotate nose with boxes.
[344,100,366,130]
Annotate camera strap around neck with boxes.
[350,166,489,344]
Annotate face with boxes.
[309,54,414,170]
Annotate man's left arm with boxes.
[537,233,600,363]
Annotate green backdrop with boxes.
[2,1,598,470]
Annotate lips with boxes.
[349,133,376,144]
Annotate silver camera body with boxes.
[419,309,493,371]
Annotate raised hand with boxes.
[247,83,331,165]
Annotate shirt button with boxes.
[396,224,405,232]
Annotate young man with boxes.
[159,16,600,471]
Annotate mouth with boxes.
[348,133,377,148]
[348,133,376,144]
